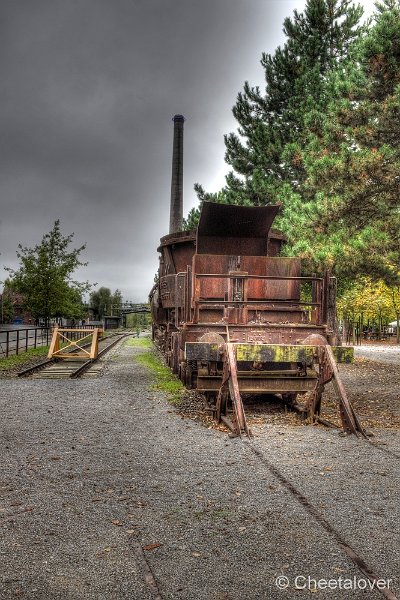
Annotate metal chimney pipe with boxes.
[169,114,184,234]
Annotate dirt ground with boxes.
[2,338,398,599]
[313,356,400,431]
[2,342,399,432]
[178,350,400,433]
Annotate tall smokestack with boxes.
[169,114,184,234]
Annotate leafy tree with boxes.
[90,287,124,319]
[90,287,112,320]
[337,277,400,341]
[125,310,151,330]
[111,289,123,316]
[184,0,399,292]
[6,221,90,325]
[389,285,400,343]
[0,281,15,323]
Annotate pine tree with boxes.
[221,0,364,205]
[280,0,400,282]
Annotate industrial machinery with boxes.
[150,116,365,438]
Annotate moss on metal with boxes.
[235,344,314,364]
[331,346,354,363]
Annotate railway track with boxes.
[241,437,398,600]
[128,416,398,600]
[178,383,399,598]
[17,332,132,379]
[5,336,398,599]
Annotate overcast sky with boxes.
[0,0,375,302]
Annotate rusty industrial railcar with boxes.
[150,201,364,438]
[150,115,364,437]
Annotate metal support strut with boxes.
[215,343,251,438]
[323,345,367,437]
[302,333,366,438]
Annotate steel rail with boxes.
[69,334,130,379]
[244,439,398,600]
[16,333,128,378]
[17,357,56,377]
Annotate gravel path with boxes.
[1,338,399,599]
[354,344,400,365]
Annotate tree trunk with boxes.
[342,317,347,346]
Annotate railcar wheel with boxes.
[282,393,297,406]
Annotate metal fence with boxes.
[0,327,51,358]
[0,325,108,358]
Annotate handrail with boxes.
[194,300,321,307]
[191,271,324,325]
[194,274,323,281]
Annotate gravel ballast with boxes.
[0,338,398,599]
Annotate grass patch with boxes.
[0,346,49,371]
[127,336,152,348]
[134,342,184,406]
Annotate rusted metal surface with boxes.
[184,324,328,346]
[235,344,314,364]
[323,345,366,437]
[226,343,250,436]
[185,342,221,362]
[299,334,365,436]
[197,202,281,255]
[197,375,318,393]
[183,341,352,364]
[151,200,363,437]
[158,232,196,277]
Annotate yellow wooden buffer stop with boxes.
[48,328,103,360]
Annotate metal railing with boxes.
[191,273,326,325]
[0,328,51,358]
[0,323,114,359]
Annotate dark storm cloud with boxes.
[0,0,322,300]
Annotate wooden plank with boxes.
[48,328,100,360]
[53,328,104,333]
[47,327,60,358]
